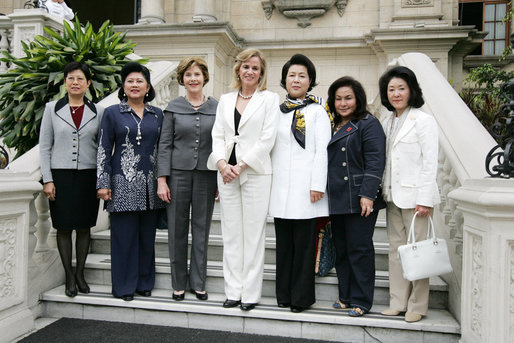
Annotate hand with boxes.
[360,197,374,217]
[157,176,171,203]
[310,191,324,203]
[43,182,56,201]
[415,205,432,217]
[221,164,239,184]
[97,188,112,201]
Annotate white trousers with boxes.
[217,173,271,304]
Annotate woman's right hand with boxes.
[157,176,171,203]
[218,159,239,184]
[43,182,56,201]
[97,188,112,201]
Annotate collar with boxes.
[119,99,156,114]
[55,94,97,114]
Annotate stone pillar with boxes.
[139,0,165,24]
[193,0,217,22]
[0,171,42,342]
[449,179,514,343]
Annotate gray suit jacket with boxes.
[157,96,218,176]
[39,96,104,183]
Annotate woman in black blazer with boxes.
[326,76,386,316]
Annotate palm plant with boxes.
[0,16,147,157]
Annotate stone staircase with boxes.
[40,204,460,342]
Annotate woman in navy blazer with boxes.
[326,76,386,316]
[39,61,103,297]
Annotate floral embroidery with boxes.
[120,126,141,182]
[96,129,109,188]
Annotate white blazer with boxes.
[207,90,280,179]
[382,107,441,209]
[269,103,331,219]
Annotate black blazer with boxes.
[327,113,386,215]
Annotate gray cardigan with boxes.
[39,96,104,183]
[157,96,218,176]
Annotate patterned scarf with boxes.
[279,94,334,149]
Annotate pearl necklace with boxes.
[238,90,254,100]
[130,113,143,145]
[70,104,83,114]
[184,95,206,109]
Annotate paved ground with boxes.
[17,318,331,343]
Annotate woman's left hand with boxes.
[415,205,432,217]
[360,197,374,217]
[310,191,324,203]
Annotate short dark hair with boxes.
[280,54,317,92]
[327,76,368,126]
[64,61,92,81]
[378,66,424,111]
[118,61,156,101]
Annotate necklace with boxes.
[70,104,83,114]
[238,90,254,100]
[130,113,143,145]
[185,95,206,109]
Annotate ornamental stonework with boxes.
[471,234,483,339]
[0,218,17,302]
[402,0,433,7]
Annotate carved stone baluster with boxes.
[34,192,52,253]
[0,29,10,73]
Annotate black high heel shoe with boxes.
[64,274,77,297]
[75,274,90,294]
[190,289,208,301]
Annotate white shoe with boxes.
[405,312,422,322]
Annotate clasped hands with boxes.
[218,160,245,184]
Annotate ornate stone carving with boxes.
[402,0,433,7]
[261,0,348,28]
[0,218,16,300]
[470,233,483,338]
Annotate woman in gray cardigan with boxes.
[39,61,103,297]
[157,57,218,301]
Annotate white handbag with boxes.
[397,212,453,281]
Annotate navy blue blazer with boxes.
[327,113,386,215]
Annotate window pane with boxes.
[484,41,494,55]
[484,22,494,39]
[495,40,505,55]
[496,4,507,21]
[496,22,506,39]
[484,4,495,21]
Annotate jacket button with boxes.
[341,147,346,152]
[196,124,200,127]
[194,147,198,151]
[195,139,199,143]
[344,176,348,181]
[196,117,200,121]
[193,155,198,159]
[342,162,347,167]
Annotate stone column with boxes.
[449,179,514,343]
[193,0,217,22]
[139,0,165,24]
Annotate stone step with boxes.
[82,253,448,309]
[90,230,390,270]
[41,284,460,342]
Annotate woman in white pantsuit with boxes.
[378,66,440,323]
[207,49,280,311]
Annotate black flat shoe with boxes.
[65,286,77,298]
[223,299,241,308]
[136,290,152,297]
[121,294,134,301]
[290,306,306,313]
[172,292,185,301]
[278,303,290,308]
[190,289,208,301]
[240,303,256,311]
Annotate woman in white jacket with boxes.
[208,49,280,311]
[378,66,440,323]
[269,54,332,313]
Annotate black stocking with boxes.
[56,230,75,292]
[75,228,91,292]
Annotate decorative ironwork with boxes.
[0,145,8,169]
[485,80,514,177]
[24,0,48,11]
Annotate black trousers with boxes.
[274,218,317,308]
[330,212,377,311]
[110,210,157,297]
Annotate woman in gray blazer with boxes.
[39,61,104,297]
[157,57,218,301]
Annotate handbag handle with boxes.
[407,212,438,246]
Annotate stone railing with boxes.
[0,10,178,341]
[370,52,497,323]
